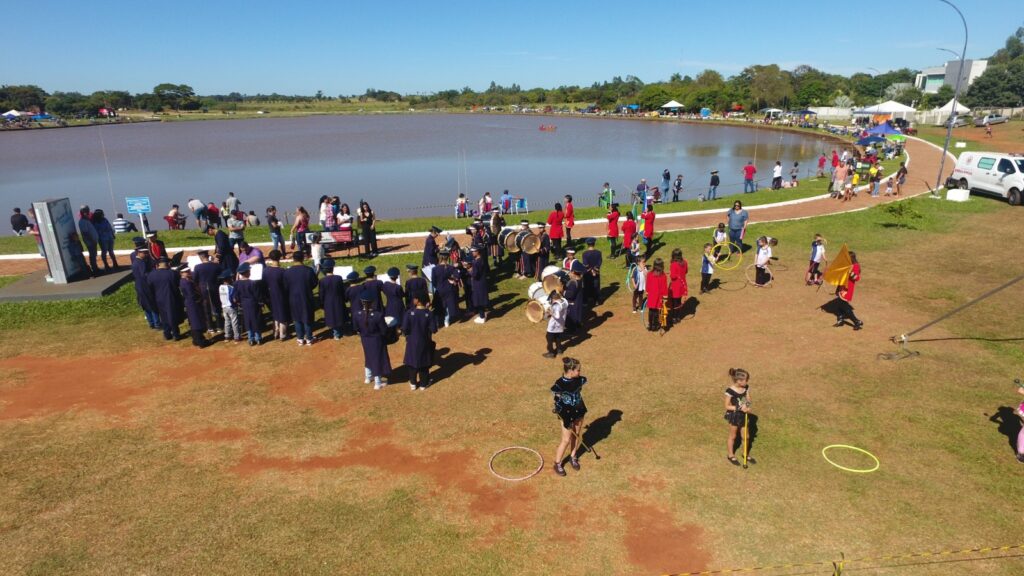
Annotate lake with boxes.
[0,114,832,220]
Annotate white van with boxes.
[949,152,1024,205]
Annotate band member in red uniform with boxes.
[606,203,620,257]
[669,248,688,324]
[547,202,565,256]
[831,251,863,330]
[645,257,669,331]
[621,212,637,266]
[563,194,575,248]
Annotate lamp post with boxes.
[936,0,968,189]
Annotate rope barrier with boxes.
[662,543,1024,576]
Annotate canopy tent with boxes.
[936,98,970,114]
[2,109,20,119]
[30,113,52,121]
[660,100,684,109]
[856,135,887,146]
[886,134,907,142]
[853,100,916,114]
[866,123,900,135]
[790,109,817,116]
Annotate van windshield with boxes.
[1017,159,1024,172]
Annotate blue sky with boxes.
[3,0,1019,95]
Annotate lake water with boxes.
[0,114,832,220]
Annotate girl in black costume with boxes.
[724,368,755,466]
[551,357,588,476]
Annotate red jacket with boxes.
[670,259,688,298]
[565,202,575,227]
[606,210,619,238]
[547,210,564,239]
[840,262,860,302]
[646,271,668,308]
[622,220,637,248]
[642,211,655,239]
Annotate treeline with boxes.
[3,26,1021,116]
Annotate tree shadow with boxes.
[564,310,613,347]
[988,407,1022,455]
[583,409,623,453]
[488,293,524,320]
[430,346,491,385]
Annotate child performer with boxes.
[805,234,826,286]
[455,193,468,218]
[606,203,620,257]
[669,248,688,323]
[551,357,588,476]
[235,262,264,345]
[354,290,392,389]
[632,254,648,313]
[712,223,728,262]
[621,212,637,266]
[219,270,242,343]
[883,176,894,197]
[543,289,567,358]
[318,258,347,340]
[402,291,436,391]
[309,233,324,275]
[830,251,863,330]
[753,237,772,287]
[645,257,668,331]
[179,267,209,348]
[724,368,754,466]
[700,243,714,294]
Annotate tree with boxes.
[0,84,48,112]
[637,85,670,111]
[934,84,954,104]
[153,83,196,110]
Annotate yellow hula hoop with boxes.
[822,444,880,473]
[711,241,743,270]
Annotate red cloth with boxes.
[670,259,688,298]
[646,271,668,308]
[606,210,619,238]
[817,155,827,169]
[565,202,575,228]
[831,152,840,168]
[622,220,636,249]
[743,164,757,180]
[642,211,655,239]
[547,210,564,239]
[840,262,860,302]
[149,240,166,260]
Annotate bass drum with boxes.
[500,228,520,253]
[525,296,549,323]
[527,281,546,302]
[543,270,569,294]
[516,230,540,254]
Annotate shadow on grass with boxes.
[563,310,613,348]
[988,407,1022,455]
[583,409,623,456]
[431,346,491,385]
[488,293,525,320]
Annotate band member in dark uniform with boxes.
[179,266,208,348]
[361,265,384,312]
[284,251,318,346]
[488,209,504,267]
[433,248,459,327]
[402,291,437,391]
[345,271,364,333]
[147,256,183,341]
[404,264,428,309]
[263,249,291,341]
[129,238,160,329]
[193,249,223,334]
[581,237,603,307]
[563,261,586,333]
[318,258,346,340]
[724,368,755,466]
[354,289,391,390]
[469,245,489,324]
[534,222,551,281]
[551,357,588,476]
[383,266,406,335]
[208,226,237,274]
[518,220,535,280]
[235,263,264,345]
[423,226,441,267]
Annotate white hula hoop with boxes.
[488,446,545,482]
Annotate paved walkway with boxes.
[0,136,950,277]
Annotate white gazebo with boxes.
[2,109,21,119]
[853,100,917,121]
[661,100,684,109]
[936,98,970,115]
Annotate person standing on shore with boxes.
[10,207,28,236]
[78,206,99,275]
[743,161,757,193]
[635,179,650,210]
[817,153,827,178]
[830,150,840,178]
[672,173,683,202]
[266,206,284,253]
[227,210,246,251]
[225,191,240,213]
[599,183,614,208]
[661,169,671,199]
[359,201,379,257]
[708,170,720,200]
[726,201,748,253]
[605,203,620,257]
[92,209,118,271]
[547,202,565,256]
[564,195,575,248]
[771,161,783,190]
[188,198,206,230]
[290,206,310,257]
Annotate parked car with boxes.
[974,114,1008,127]
[941,116,970,128]
[948,151,1024,205]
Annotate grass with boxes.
[1,193,1022,575]
[915,120,1024,155]
[0,155,903,257]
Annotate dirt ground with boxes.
[1,138,1022,575]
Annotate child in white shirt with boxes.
[631,255,648,313]
[544,290,567,358]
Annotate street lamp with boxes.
[936,0,968,190]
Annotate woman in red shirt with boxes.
[669,248,688,323]
[645,257,669,331]
[547,202,565,255]
[832,251,862,330]
[605,203,620,257]
[641,204,656,257]
[621,212,637,264]
[563,195,575,248]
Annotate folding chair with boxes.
[513,197,528,214]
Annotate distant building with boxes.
[914,59,988,94]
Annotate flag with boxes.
[823,244,853,287]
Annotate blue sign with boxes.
[126,196,151,215]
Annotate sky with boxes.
[3,0,1019,96]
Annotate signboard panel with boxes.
[126,196,152,215]
[32,198,89,284]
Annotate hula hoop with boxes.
[626,263,638,292]
[638,297,648,328]
[821,444,879,473]
[488,446,545,482]
[711,242,743,270]
[745,264,774,287]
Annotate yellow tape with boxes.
[662,544,1024,576]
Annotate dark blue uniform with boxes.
[423,234,439,267]
[214,230,238,273]
[402,307,437,388]
[130,251,159,328]
[354,308,392,379]
[235,278,264,342]
[563,278,584,330]
[147,267,183,340]
[345,281,364,332]
[179,276,208,347]
[536,233,551,278]
[318,274,347,337]
[263,265,291,325]
[362,278,384,312]
[404,277,428,308]
[284,263,318,341]
[383,281,405,323]
[432,263,459,324]
[193,260,223,326]
[581,248,603,305]
[470,256,489,311]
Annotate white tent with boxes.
[661,100,684,108]
[853,100,917,114]
[2,109,20,118]
[936,98,970,114]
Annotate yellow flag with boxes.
[823,244,853,287]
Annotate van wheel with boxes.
[958,179,969,190]
[1009,189,1022,206]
